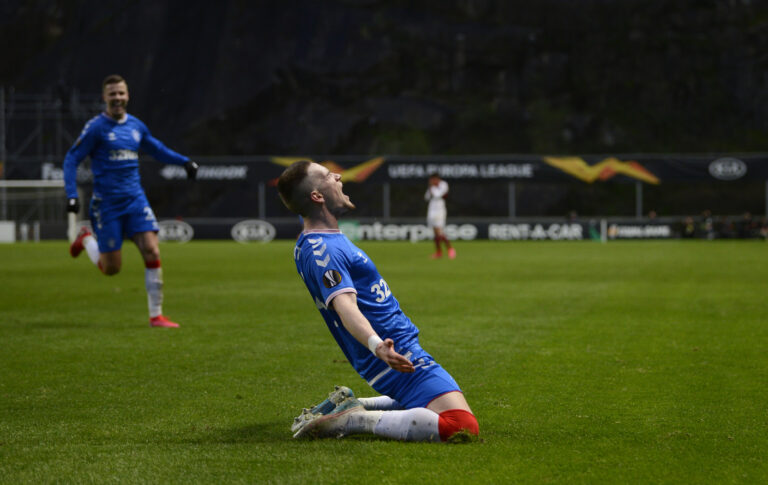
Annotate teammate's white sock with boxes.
[83,235,100,265]
[374,408,441,442]
[359,395,403,410]
[145,265,163,318]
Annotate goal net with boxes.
[0,180,81,242]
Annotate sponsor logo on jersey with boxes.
[708,157,747,180]
[108,149,139,161]
[322,269,342,289]
[157,220,194,243]
[231,219,276,243]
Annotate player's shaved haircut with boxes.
[102,74,126,90]
[277,160,317,216]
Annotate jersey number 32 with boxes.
[371,279,391,302]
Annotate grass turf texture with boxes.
[1,240,767,484]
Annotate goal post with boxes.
[0,179,79,241]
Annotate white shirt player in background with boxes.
[277,160,478,442]
[425,172,456,259]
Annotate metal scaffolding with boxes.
[0,86,102,164]
[0,87,101,234]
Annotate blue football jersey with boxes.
[294,230,420,382]
[63,113,188,200]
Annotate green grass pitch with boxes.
[1,240,767,483]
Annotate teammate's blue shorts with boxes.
[89,192,158,253]
[367,342,461,409]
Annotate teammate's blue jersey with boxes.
[63,113,188,200]
[294,230,420,382]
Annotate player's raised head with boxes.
[277,160,315,216]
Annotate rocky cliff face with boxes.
[2,0,767,155]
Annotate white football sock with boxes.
[145,266,163,318]
[359,395,403,410]
[83,235,100,265]
[341,410,383,435]
[374,408,441,442]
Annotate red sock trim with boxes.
[145,259,161,269]
[438,409,479,441]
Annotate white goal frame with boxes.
[0,179,77,241]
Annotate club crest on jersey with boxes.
[132,129,140,142]
[322,269,342,288]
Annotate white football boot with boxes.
[292,396,365,439]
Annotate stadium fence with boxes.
[1,88,767,242]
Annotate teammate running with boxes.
[63,74,198,328]
[425,172,455,259]
[277,160,478,442]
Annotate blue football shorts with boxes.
[367,342,462,409]
[89,192,159,253]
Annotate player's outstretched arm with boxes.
[138,126,191,167]
[331,292,415,373]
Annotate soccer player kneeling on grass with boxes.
[63,74,198,328]
[277,161,478,442]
